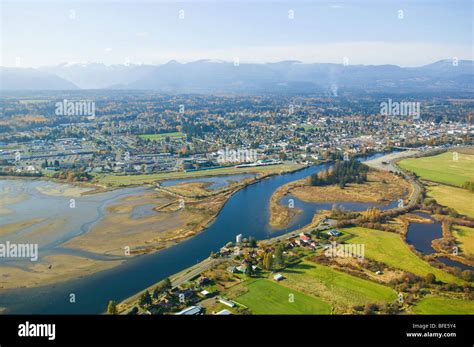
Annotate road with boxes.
[365,150,422,209]
[170,258,224,288]
[119,257,224,314]
[364,150,419,172]
[364,148,463,209]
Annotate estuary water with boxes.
[0,152,405,313]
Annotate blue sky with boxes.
[1,0,473,67]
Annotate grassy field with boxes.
[18,99,48,104]
[413,296,474,314]
[235,278,332,314]
[290,170,411,204]
[97,163,303,186]
[278,261,397,313]
[427,185,474,218]
[343,227,463,284]
[452,225,474,256]
[299,124,318,131]
[138,132,186,140]
[398,151,474,187]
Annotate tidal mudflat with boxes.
[0,178,231,289]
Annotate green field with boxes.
[398,152,474,187]
[138,132,186,141]
[413,296,474,314]
[235,278,332,314]
[279,261,397,312]
[97,163,303,186]
[452,225,474,256]
[300,124,318,131]
[343,227,463,284]
[427,185,474,218]
[18,99,48,104]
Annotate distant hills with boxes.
[40,62,157,90]
[0,67,79,91]
[1,59,473,94]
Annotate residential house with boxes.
[327,229,342,237]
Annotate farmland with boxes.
[398,151,474,187]
[235,278,332,314]
[278,261,397,313]
[343,227,463,284]
[452,225,474,256]
[412,296,474,314]
[426,185,474,218]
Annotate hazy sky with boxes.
[1,0,473,67]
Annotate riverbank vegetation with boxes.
[309,159,368,188]
[114,152,473,316]
[63,187,231,256]
[116,214,473,315]
[52,168,93,182]
[96,163,304,187]
[269,184,302,228]
[0,175,251,289]
[303,170,411,205]
[269,169,411,229]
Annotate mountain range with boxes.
[1,59,472,94]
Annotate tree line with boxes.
[310,159,369,188]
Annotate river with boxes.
[0,152,403,313]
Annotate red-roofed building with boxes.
[299,233,311,243]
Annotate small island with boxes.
[270,159,412,228]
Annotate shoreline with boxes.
[400,211,474,273]
[0,162,306,195]
[95,162,306,188]
[268,169,412,229]
[116,210,327,314]
[3,149,470,313]
[116,206,470,314]
[0,163,306,291]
